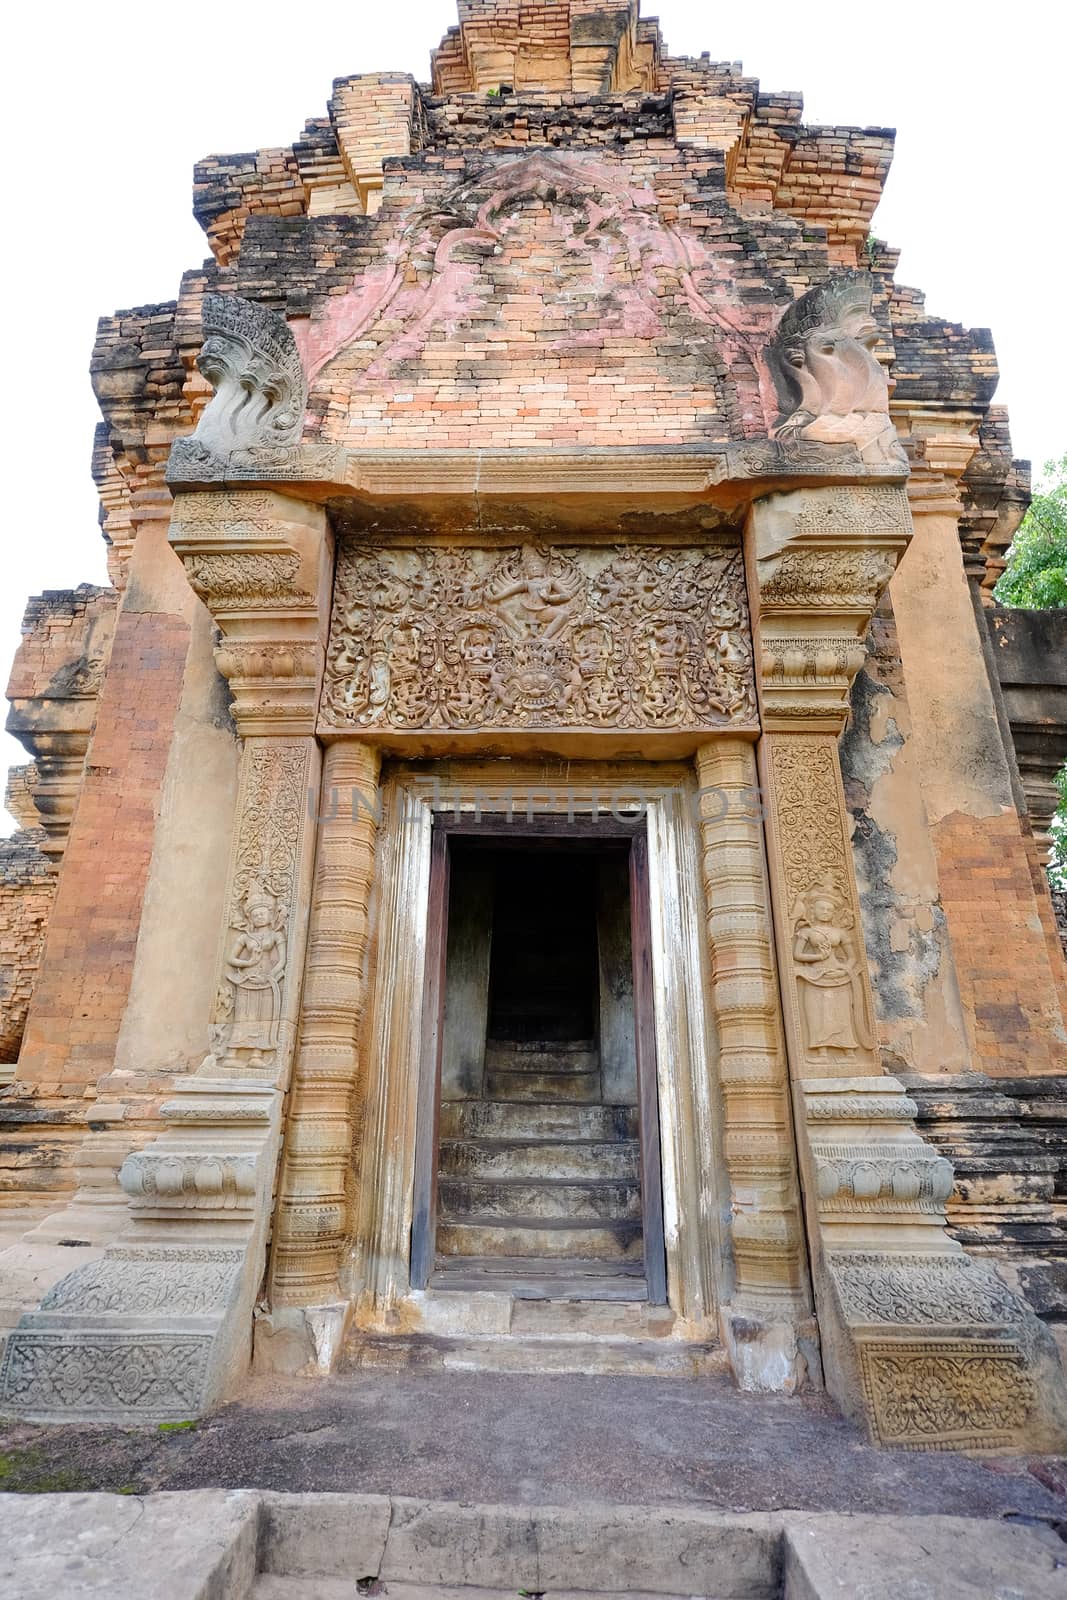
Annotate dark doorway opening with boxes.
[411,819,667,1305]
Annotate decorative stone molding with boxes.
[320,539,757,750]
[767,272,907,468]
[694,740,814,1393]
[169,489,331,737]
[749,486,912,733]
[193,293,307,457]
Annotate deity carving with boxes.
[193,293,307,457]
[485,546,583,640]
[218,878,288,1069]
[767,272,906,465]
[792,874,875,1060]
[320,540,757,734]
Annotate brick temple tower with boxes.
[1,0,1065,1453]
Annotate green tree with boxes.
[1052,767,1067,891]
[995,451,1067,609]
[995,453,1067,883]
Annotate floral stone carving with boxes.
[194,293,308,457]
[860,1340,1035,1451]
[320,541,757,734]
[767,272,906,467]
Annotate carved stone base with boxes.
[0,1077,281,1420]
[797,1076,1067,1453]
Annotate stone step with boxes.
[342,1334,727,1379]
[440,1102,638,1142]
[430,1254,646,1294]
[436,1218,644,1259]
[256,1585,732,1600]
[438,1177,641,1223]
[438,1138,640,1181]
[485,1069,601,1103]
[484,1043,599,1075]
[257,1493,776,1593]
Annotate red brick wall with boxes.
[16,606,190,1096]
[932,810,1067,1075]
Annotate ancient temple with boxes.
[1,0,1065,1454]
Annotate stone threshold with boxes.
[5,1490,1067,1600]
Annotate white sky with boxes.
[1,0,1063,824]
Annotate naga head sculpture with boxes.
[767,271,905,464]
[193,293,308,457]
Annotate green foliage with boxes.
[158,1419,197,1432]
[1051,766,1067,890]
[995,452,1067,609]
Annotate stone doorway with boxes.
[410,821,667,1305]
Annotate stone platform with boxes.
[2,1368,1066,1517]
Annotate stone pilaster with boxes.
[749,484,1067,1452]
[694,739,813,1392]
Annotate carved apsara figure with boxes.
[223,880,287,1063]
[767,272,905,465]
[792,875,876,1059]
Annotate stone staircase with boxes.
[432,1040,646,1298]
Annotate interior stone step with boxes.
[438,1178,641,1222]
[431,1253,645,1285]
[438,1138,640,1181]
[485,1069,600,1103]
[436,1219,644,1259]
[484,1043,599,1075]
[440,1102,638,1141]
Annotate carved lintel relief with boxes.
[749,482,1067,1451]
[767,271,907,469]
[169,489,330,738]
[319,539,757,743]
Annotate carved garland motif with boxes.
[832,1254,1024,1328]
[760,549,897,611]
[321,541,757,733]
[184,552,312,610]
[41,1254,243,1315]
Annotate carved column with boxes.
[750,483,1067,1452]
[264,744,381,1367]
[694,739,813,1392]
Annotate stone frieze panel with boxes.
[319,540,757,736]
